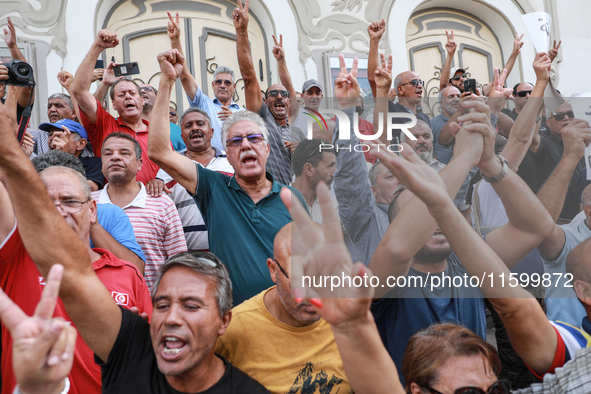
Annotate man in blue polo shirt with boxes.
[148,49,306,305]
[167,12,242,152]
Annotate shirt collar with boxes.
[213,97,240,109]
[98,182,147,209]
[228,171,280,193]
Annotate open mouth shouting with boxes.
[240,149,258,165]
[161,336,187,360]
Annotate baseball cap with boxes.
[39,119,88,140]
[302,79,323,93]
[450,67,466,77]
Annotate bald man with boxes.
[387,71,431,141]
[215,224,351,394]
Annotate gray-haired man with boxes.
[167,12,243,151]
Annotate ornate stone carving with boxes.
[0,0,68,57]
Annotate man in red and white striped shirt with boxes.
[92,132,187,290]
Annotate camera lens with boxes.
[17,65,30,76]
[132,63,138,68]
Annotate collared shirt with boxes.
[156,148,234,251]
[258,103,293,185]
[187,86,243,151]
[192,165,306,305]
[78,99,159,185]
[388,101,431,142]
[92,183,187,290]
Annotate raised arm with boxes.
[56,71,81,122]
[234,0,262,112]
[437,92,471,146]
[148,50,198,194]
[367,19,385,98]
[503,33,524,80]
[3,18,35,109]
[0,179,15,245]
[368,103,484,297]
[281,184,404,394]
[72,30,119,123]
[369,139,556,377]
[439,30,457,91]
[549,40,561,63]
[502,53,550,167]
[272,34,299,121]
[536,119,591,260]
[373,53,393,145]
[0,100,121,363]
[167,12,198,101]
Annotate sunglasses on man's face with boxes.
[267,90,290,98]
[400,80,424,88]
[552,110,575,121]
[169,111,177,117]
[214,79,233,87]
[226,133,265,148]
[516,90,532,97]
[428,379,511,394]
[451,73,468,81]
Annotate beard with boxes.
[414,240,452,264]
[417,149,433,163]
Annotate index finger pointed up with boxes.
[518,33,524,41]
[317,182,343,245]
[244,0,250,13]
[33,264,64,322]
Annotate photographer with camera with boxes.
[0,17,35,124]
[72,30,160,185]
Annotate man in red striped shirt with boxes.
[92,132,187,290]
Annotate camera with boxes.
[2,59,35,87]
[463,78,478,95]
[113,62,140,77]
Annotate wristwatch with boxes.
[482,155,509,183]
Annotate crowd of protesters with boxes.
[1,1,591,393]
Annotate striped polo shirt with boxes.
[92,183,187,290]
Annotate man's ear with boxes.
[371,184,377,198]
[218,310,232,336]
[267,258,278,284]
[574,280,591,305]
[137,157,143,172]
[303,162,314,177]
[76,138,88,152]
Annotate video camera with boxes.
[1,59,35,87]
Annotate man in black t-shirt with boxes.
[39,118,103,190]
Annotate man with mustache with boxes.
[146,107,234,251]
[431,86,462,164]
[291,139,338,224]
[148,46,306,305]
[215,223,351,393]
[234,0,294,185]
[166,12,242,152]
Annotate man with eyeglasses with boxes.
[529,102,587,220]
[234,3,295,185]
[148,48,306,305]
[167,12,242,152]
[215,223,351,393]
[0,100,153,394]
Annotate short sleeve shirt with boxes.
[192,165,306,305]
[258,103,293,185]
[92,204,147,262]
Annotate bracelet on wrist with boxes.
[482,155,509,183]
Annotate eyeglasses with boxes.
[214,79,233,87]
[267,90,291,98]
[274,258,289,279]
[451,73,468,81]
[226,133,265,148]
[516,90,532,97]
[427,379,511,394]
[140,86,154,93]
[399,80,424,87]
[551,110,575,121]
[169,111,177,117]
[53,199,90,214]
